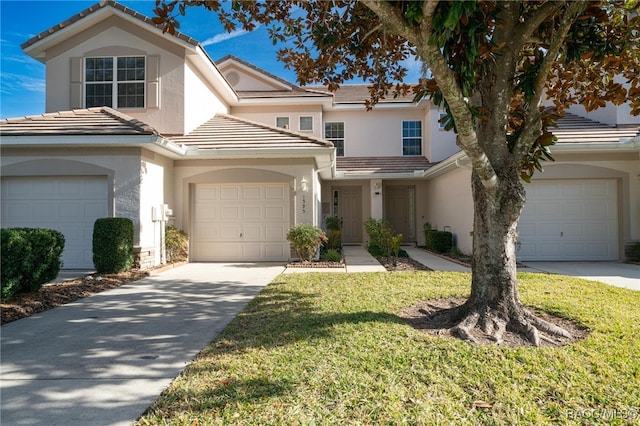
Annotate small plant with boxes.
[391,234,403,257]
[287,224,327,262]
[424,222,453,253]
[630,242,640,262]
[166,226,188,263]
[322,249,342,263]
[364,218,402,258]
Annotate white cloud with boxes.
[201,24,262,47]
[0,72,45,95]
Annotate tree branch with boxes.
[514,1,587,159]
[514,2,564,47]
[362,0,498,193]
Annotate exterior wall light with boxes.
[301,177,309,192]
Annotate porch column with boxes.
[370,179,383,219]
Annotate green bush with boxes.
[630,242,640,262]
[326,229,342,250]
[325,216,341,231]
[364,218,403,258]
[322,249,342,263]
[166,226,188,263]
[287,224,327,261]
[93,218,134,273]
[1,228,65,300]
[424,223,453,253]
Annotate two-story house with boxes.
[1,1,639,270]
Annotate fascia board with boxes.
[327,102,423,111]
[551,139,640,153]
[185,146,333,159]
[0,135,188,158]
[236,97,333,107]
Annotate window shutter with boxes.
[70,57,83,109]
[147,56,159,109]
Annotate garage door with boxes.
[517,180,617,261]
[192,183,290,261]
[1,176,109,269]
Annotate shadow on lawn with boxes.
[205,283,408,355]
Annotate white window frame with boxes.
[84,56,146,109]
[276,116,290,129]
[299,116,313,132]
[324,122,345,157]
[402,120,423,156]
[438,113,448,131]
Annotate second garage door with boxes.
[517,179,618,261]
[191,183,290,261]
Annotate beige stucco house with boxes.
[1,1,639,269]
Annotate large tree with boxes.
[154,0,640,345]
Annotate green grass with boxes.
[137,272,640,425]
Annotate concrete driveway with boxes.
[1,262,285,426]
[523,262,639,291]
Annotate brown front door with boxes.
[384,186,416,242]
[334,186,362,244]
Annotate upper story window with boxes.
[85,56,145,109]
[324,122,345,157]
[299,116,313,132]
[438,113,448,130]
[276,116,290,129]
[402,120,422,156]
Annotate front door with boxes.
[385,186,416,242]
[334,186,362,244]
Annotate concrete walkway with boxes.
[403,247,471,272]
[1,262,284,426]
[524,261,640,291]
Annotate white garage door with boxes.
[1,176,109,269]
[517,180,618,261]
[192,183,290,261]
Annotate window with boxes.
[324,122,345,157]
[402,120,422,156]
[276,116,290,129]
[85,56,145,108]
[299,116,313,131]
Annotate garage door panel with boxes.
[192,183,290,261]
[1,176,108,269]
[518,180,617,261]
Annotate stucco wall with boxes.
[322,108,428,157]
[230,105,324,138]
[184,58,230,134]
[425,105,459,162]
[43,17,188,134]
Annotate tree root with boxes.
[448,305,572,347]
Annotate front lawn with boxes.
[138,272,640,425]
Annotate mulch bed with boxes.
[286,261,345,268]
[377,256,432,271]
[1,271,149,325]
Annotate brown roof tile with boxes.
[337,156,433,175]
[554,113,640,143]
[0,107,159,136]
[169,113,333,149]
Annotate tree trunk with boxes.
[446,162,572,346]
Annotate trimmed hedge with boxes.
[424,223,453,253]
[93,218,134,273]
[1,228,65,300]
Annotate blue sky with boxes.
[0,0,422,119]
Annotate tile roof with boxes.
[0,107,159,136]
[306,85,417,104]
[21,0,199,51]
[337,157,434,175]
[553,113,640,143]
[169,114,334,149]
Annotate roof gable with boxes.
[22,0,199,62]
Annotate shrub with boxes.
[424,223,453,253]
[322,249,342,263]
[326,229,342,251]
[166,226,188,263]
[287,224,327,261]
[398,248,409,258]
[629,242,640,262]
[325,216,341,231]
[364,218,403,258]
[93,218,134,273]
[1,228,65,300]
